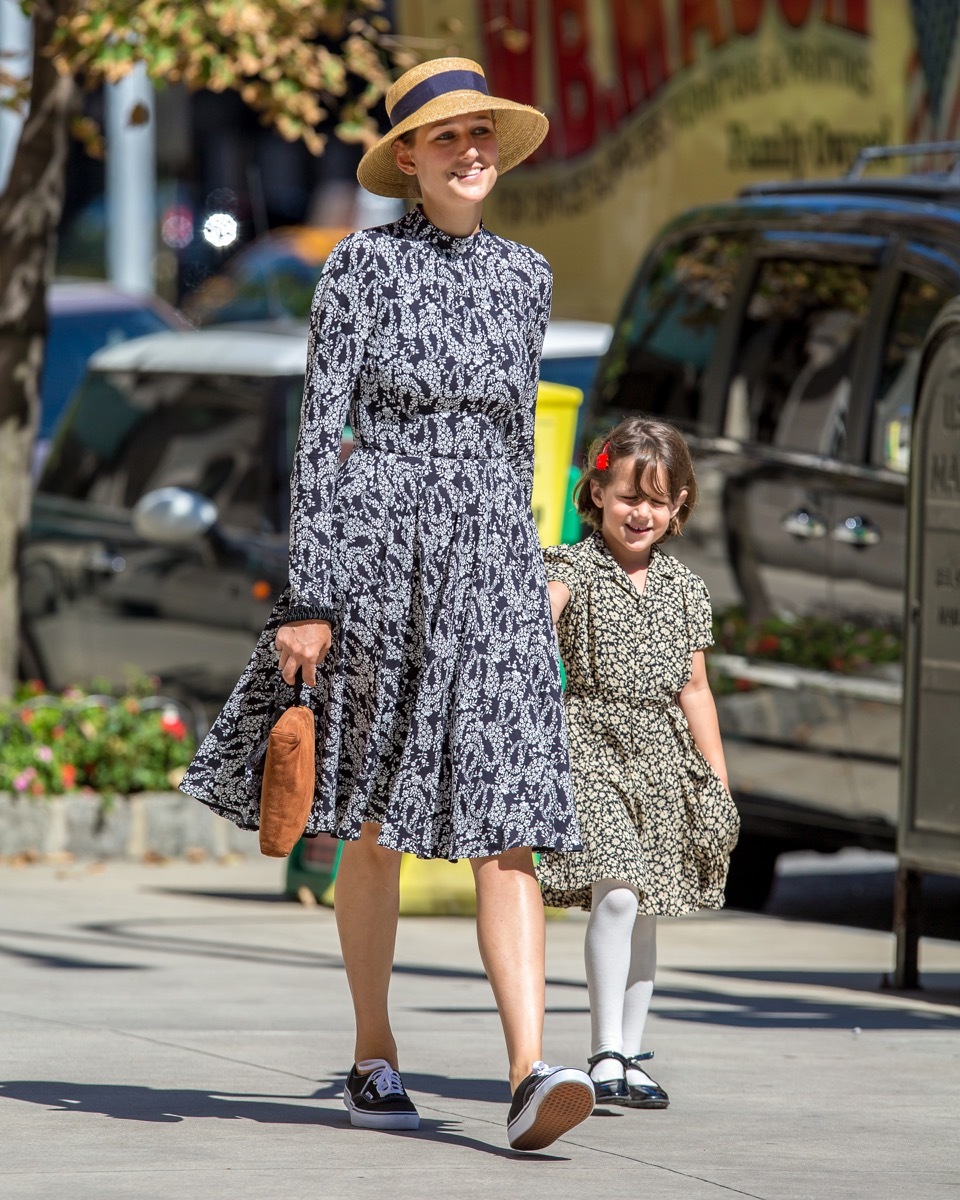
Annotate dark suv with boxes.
[582,146,960,904]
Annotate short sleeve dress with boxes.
[535,534,740,914]
[180,207,582,862]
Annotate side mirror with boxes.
[132,487,219,545]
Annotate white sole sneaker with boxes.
[342,1059,420,1130]
[507,1064,595,1151]
[343,1086,420,1130]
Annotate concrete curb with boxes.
[0,791,259,859]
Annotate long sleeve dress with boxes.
[535,536,739,914]
[180,206,582,861]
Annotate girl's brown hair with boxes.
[575,416,698,541]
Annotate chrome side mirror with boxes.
[132,487,219,544]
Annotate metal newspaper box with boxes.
[896,298,960,986]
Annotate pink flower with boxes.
[13,767,37,793]
[35,745,54,763]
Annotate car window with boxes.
[592,232,748,432]
[40,308,175,438]
[871,273,953,473]
[198,254,323,325]
[40,371,275,532]
[725,257,877,456]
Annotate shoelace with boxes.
[530,1060,550,1076]
[356,1058,406,1098]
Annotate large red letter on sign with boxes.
[822,0,869,35]
[777,0,814,27]
[549,0,597,158]
[479,1,537,106]
[612,0,670,109]
[730,0,765,36]
[679,0,727,67]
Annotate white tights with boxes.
[585,879,657,1083]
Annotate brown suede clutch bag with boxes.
[259,675,316,858]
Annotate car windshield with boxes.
[591,232,748,433]
[39,369,280,531]
[41,307,174,439]
[197,254,323,325]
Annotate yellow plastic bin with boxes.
[531,381,583,547]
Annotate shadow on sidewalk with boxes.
[650,969,960,1030]
[0,1080,569,1160]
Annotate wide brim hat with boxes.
[357,57,548,199]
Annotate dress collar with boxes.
[587,532,674,599]
[400,204,485,256]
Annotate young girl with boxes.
[536,415,739,1109]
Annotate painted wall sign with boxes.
[397,2,946,320]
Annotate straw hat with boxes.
[357,57,548,199]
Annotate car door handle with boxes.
[85,549,127,574]
[780,509,827,539]
[831,515,881,547]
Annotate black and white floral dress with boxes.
[536,535,739,914]
[180,207,582,861]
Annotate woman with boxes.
[181,58,594,1152]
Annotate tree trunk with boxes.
[0,2,76,698]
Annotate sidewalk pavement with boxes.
[1,855,958,1200]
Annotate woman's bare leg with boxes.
[470,847,545,1093]
[334,822,403,1066]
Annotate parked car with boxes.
[540,320,612,395]
[37,281,190,475]
[580,145,960,905]
[181,226,350,328]
[21,328,586,732]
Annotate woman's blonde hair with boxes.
[575,416,698,541]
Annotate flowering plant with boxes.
[709,608,901,695]
[0,679,196,797]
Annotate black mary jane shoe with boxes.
[586,1050,630,1105]
[624,1051,670,1109]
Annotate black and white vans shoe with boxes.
[507,1061,595,1151]
[343,1058,420,1130]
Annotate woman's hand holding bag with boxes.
[259,672,316,858]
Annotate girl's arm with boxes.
[678,651,729,793]
[547,580,571,626]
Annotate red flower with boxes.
[755,634,781,655]
[60,763,78,789]
[160,713,188,741]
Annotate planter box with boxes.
[0,791,258,859]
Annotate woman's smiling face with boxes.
[392,112,500,207]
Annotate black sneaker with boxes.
[342,1058,420,1130]
[507,1061,595,1151]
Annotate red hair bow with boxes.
[596,442,611,471]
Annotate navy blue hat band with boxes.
[390,69,489,127]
